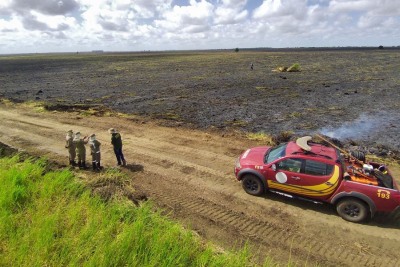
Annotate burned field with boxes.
[1,49,399,151]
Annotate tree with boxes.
[234,48,239,52]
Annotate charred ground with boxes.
[1,50,399,153]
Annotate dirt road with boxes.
[1,103,400,266]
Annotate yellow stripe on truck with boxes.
[268,165,340,197]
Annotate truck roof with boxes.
[286,141,339,162]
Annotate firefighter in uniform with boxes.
[65,129,76,166]
[73,131,89,169]
[88,133,102,171]
[108,128,126,166]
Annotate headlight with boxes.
[235,157,241,168]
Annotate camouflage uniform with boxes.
[89,134,102,171]
[65,130,76,166]
[73,132,88,169]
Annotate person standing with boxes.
[88,133,102,171]
[73,131,89,169]
[65,130,76,166]
[108,128,126,166]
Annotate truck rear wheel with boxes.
[336,198,369,223]
[242,174,265,196]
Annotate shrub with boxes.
[274,131,295,143]
[287,63,301,72]
[246,132,275,145]
[275,63,301,72]
[276,66,288,72]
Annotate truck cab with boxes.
[235,136,400,223]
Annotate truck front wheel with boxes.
[242,174,265,196]
[336,198,369,223]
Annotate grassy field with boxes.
[0,155,278,267]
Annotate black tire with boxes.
[336,198,369,223]
[241,174,265,196]
[351,151,366,162]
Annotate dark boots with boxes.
[92,162,103,171]
[97,162,103,170]
[69,160,77,166]
[79,161,87,170]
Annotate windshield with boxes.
[265,143,287,164]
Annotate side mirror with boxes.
[271,164,277,172]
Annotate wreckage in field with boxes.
[234,135,400,223]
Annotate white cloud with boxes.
[0,0,399,53]
[251,0,320,39]
[329,0,400,15]
[12,0,79,16]
[220,0,247,8]
[214,0,248,24]
[130,0,173,18]
[248,0,400,47]
[30,11,77,30]
[253,0,308,19]
[329,0,373,12]
[0,16,20,32]
[358,15,398,31]
[155,0,214,33]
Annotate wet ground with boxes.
[1,49,399,152]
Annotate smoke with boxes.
[318,112,397,141]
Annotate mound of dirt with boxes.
[0,142,18,157]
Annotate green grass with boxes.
[287,111,302,118]
[0,155,275,266]
[225,119,248,127]
[287,63,301,72]
[246,132,275,145]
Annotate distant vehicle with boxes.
[234,136,400,223]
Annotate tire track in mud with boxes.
[0,121,57,152]
[142,172,400,267]
[0,110,73,130]
[132,146,232,181]
[128,134,234,164]
[2,106,400,266]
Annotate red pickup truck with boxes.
[234,136,400,223]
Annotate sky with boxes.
[0,0,399,54]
